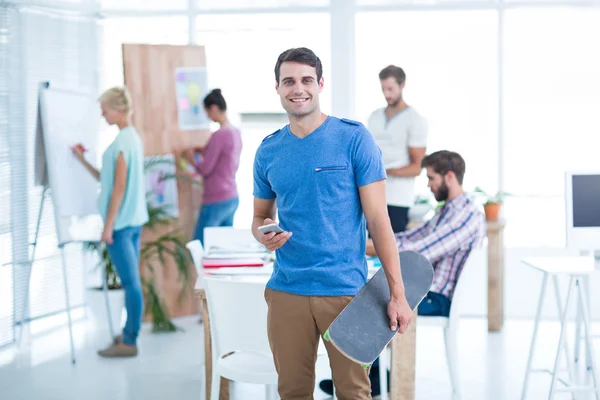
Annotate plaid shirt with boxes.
[396,192,486,299]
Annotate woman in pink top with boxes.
[184,89,242,245]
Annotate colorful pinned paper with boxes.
[174,67,210,130]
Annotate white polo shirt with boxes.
[367,106,428,208]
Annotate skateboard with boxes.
[323,250,434,367]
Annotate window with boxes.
[196,0,329,10]
[195,13,331,115]
[0,4,14,346]
[1,9,99,346]
[100,0,188,10]
[503,8,600,197]
[357,0,495,5]
[503,8,600,247]
[195,13,331,228]
[355,11,499,196]
[101,17,189,89]
[100,17,189,152]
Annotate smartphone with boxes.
[258,223,284,234]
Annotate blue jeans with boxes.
[418,291,451,317]
[106,225,143,346]
[371,292,451,370]
[194,196,239,245]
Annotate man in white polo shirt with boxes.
[368,65,428,233]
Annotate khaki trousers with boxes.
[265,288,372,400]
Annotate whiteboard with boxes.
[38,86,103,245]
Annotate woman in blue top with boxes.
[72,86,149,358]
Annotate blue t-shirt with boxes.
[98,126,149,231]
[253,116,386,296]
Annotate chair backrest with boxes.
[204,276,271,359]
[186,239,204,269]
[448,244,487,323]
[186,239,205,287]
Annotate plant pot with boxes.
[484,203,501,221]
[85,287,126,334]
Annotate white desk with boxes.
[521,256,600,400]
[522,256,597,275]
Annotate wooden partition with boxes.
[123,43,211,319]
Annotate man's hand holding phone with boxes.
[258,218,292,251]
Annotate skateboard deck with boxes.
[324,250,434,367]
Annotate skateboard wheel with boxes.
[323,330,330,342]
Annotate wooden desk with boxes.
[389,310,418,400]
[486,220,506,332]
[195,285,419,400]
[407,219,507,332]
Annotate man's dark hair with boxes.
[274,47,323,84]
[379,65,406,86]
[421,150,466,185]
[203,88,227,111]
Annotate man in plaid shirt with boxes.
[320,150,486,397]
[367,150,486,316]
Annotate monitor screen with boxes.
[572,174,600,228]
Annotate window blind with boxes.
[0,3,19,348]
[1,2,99,347]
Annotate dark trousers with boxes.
[387,205,409,233]
[368,205,409,238]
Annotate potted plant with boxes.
[140,200,194,332]
[141,155,196,332]
[474,186,508,221]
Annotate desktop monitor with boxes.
[565,171,600,251]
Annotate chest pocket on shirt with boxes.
[315,166,347,172]
[313,165,352,206]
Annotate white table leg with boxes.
[583,276,593,374]
[577,278,600,400]
[552,275,575,384]
[521,272,549,400]
[575,291,582,367]
[549,277,574,400]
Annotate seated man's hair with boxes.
[421,151,466,184]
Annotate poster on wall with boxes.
[174,67,210,131]
[145,155,179,218]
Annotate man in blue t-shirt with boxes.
[252,47,413,400]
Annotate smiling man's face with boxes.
[276,61,324,119]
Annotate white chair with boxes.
[186,239,204,270]
[204,276,279,400]
[417,246,487,399]
[186,239,205,288]
[377,246,487,400]
[204,275,333,400]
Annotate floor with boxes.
[1,298,599,400]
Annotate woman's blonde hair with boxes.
[98,86,133,115]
